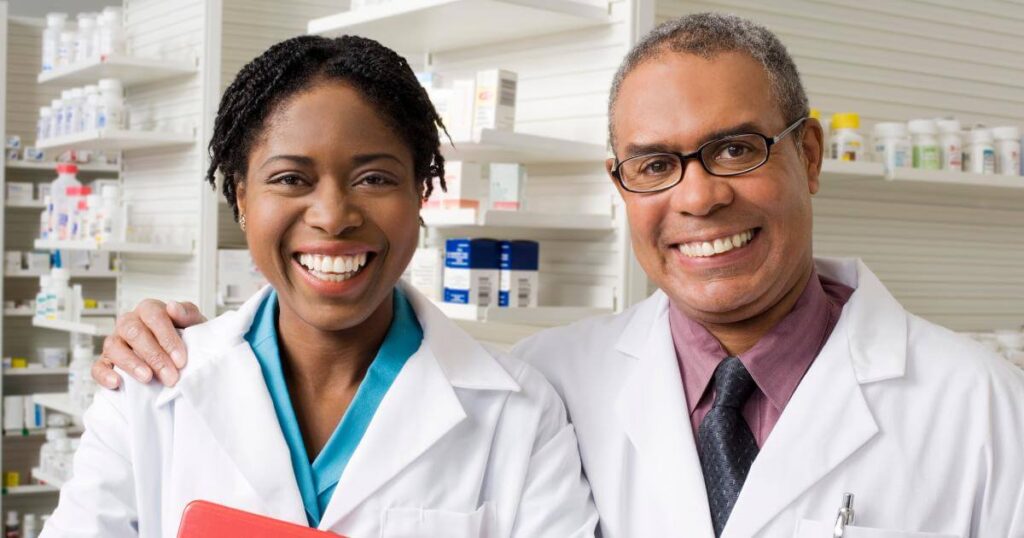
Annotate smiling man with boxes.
[93,12,1023,538]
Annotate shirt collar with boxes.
[670,269,851,414]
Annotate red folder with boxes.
[177,500,346,537]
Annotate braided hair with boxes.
[207,35,448,220]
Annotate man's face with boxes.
[608,51,823,325]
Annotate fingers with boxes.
[115,308,180,387]
[100,334,153,384]
[91,354,122,390]
[166,301,206,328]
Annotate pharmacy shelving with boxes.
[819,159,1024,196]
[421,208,614,231]
[819,160,886,182]
[34,239,194,258]
[31,393,81,421]
[3,367,70,377]
[4,199,45,209]
[5,269,118,279]
[31,317,115,337]
[308,0,611,53]
[5,160,120,173]
[4,427,82,438]
[37,53,196,87]
[3,308,35,317]
[35,128,194,153]
[30,467,64,488]
[433,301,611,327]
[2,484,58,496]
[443,130,608,164]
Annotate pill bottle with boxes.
[871,122,910,174]
[963,128,996,175]
[830,113,863,161]
[935,119,963,171]
[992,126,1021,176]
[97,79,125,130]
[907,119,940,170]
[41,13,67,72]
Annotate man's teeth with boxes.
[678,230,755,258]
[297,253,369,281]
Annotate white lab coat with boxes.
[42,284,598,538]
[514,257,1024,538]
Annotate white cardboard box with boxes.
[474,69,517,135]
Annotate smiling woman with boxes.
[40,35,598,538]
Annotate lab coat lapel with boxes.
[615,292,716,537]
[724,259,903,537]
[163,288,308,525]
[317,284,519,530]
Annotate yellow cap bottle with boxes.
[831,112,860,131]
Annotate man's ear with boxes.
[801,118,824,195]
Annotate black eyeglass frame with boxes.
[611,116,809,194]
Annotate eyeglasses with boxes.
[611,117,807,194]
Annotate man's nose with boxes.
[667,159,734,216]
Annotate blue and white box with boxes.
[499,240,539,308]
[444,238,500,306]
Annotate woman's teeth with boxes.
[678,230,755,258]
[297,253,369,282]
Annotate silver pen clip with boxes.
[832,493,855,538]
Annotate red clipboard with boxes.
[177,500,346,537]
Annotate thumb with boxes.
[166,301,206,328]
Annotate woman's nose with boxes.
[304,181,364,236]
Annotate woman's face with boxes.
[236,80,422,332]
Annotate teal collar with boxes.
[244,287,423,527]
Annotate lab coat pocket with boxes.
[381,503,490,538]
[794,518,959,538]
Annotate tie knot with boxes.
[711,357,757,409]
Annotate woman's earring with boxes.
[239,213,246,231]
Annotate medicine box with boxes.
[404,247,444,301]
[23,147,45,162]
[489,163,527,211]
[444,238,500,306]
[7,182,35,203]
[26,251,51,272]
[5,135,21,149]
[37,183,52,201]
[499,241,539,308]
[433,161,488,211]
[474,69,517,135]
[3,396,24,431]
[217,249,267,306]
[448,78,476,142]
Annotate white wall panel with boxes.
[654,0,1024,331]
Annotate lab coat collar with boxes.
[615,290,717,535]
[618,257,905,537]
[155,284,521,530]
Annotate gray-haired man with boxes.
[95,13,1024,537]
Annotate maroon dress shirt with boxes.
[668,270,854,447]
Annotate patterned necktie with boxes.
[698,356,760,537]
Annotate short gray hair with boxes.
[608,12,809,148]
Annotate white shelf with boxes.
[4,367,70,377]
[5,269,118,279]
[36,128,194,153]
[4,308,35,317]
[888,167,1024,189]
[32,392,82,420]
[38,53,196,87]
[34,238,194,258]
[32,316,115,337]
[443,130,607,164]
[820,159,1024,191]
[5,160,120,173]
[30,467,65,489]
[433,301,611,327]
[421,208,613,231]
[3,484,58,495]
[5,427,82,438]
[308,0,611,53]
[5,199,45,209]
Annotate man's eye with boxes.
[641,158,675,175]
[716,143,753,160]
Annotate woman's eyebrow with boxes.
[259,154,314,169]
[352,153,406,170]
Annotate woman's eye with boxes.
[358,174,397,187]
[271,174,305,186]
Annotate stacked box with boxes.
[444,238,499,306]
[499,241,539,308]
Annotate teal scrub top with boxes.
[244,287,423,527]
